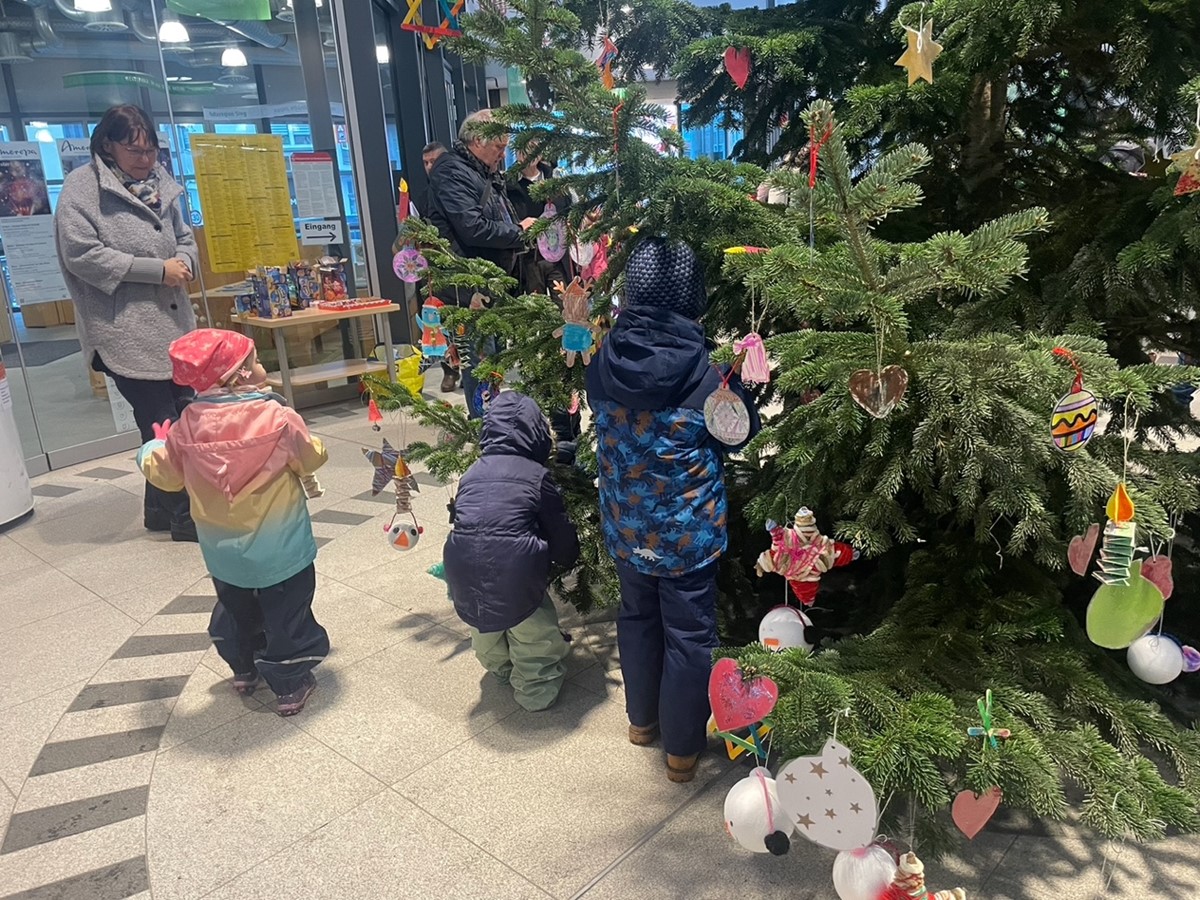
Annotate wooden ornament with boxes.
[848,366,909,418]
[951,787,1002,840]
[894,19,943,86]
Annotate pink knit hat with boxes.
[169,329,256,392]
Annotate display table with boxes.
[234,304,399,408]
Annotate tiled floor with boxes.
[1,371,1198,899]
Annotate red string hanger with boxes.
[1052,346,1085,393]
[808,121,833,189]
[1049,346,1098,453]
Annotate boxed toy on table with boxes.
[289,260,320,309]
[249,266,292,319]
[318,256,349,303]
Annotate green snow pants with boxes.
[470,597,569,711]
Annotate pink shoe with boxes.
[275,673,317,717]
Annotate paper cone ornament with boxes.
[777,739,878,851]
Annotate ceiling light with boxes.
[159,13,189,44]
[376,43,389,64]
[29,120,48,128]
[34,128,53,143]
[75,0,112,11]
[221,46,248,67]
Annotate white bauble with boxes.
[758,606,814,653]
[386,520,422,551]
[832,844,898,900]
[1127,634,1184,684]
[723,767,792,855]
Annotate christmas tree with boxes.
[369,0,1200,846]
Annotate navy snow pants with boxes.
[615,560,719,757]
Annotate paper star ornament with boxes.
[895,19,943,86]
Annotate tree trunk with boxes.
[960,75,1009,224]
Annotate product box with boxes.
[250,267,293,319]
[289,260,320,309]
[318,256,349,303]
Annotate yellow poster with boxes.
[191,134,298,272]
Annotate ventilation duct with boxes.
[83,8,129,33]
[0,33,33,63]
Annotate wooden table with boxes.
[233,304,399,408]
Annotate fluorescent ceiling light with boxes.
[74,0,112,11]
[159,14,189,44]
[221,47,248,67]
[29,120,48,128]
[376,43,389,64]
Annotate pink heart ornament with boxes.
[723,46,751,90]
[1067,523,1100,576]
[708,657,779,732]
[1141,555,1174,600]
[952,786,1002,840]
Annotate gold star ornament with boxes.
[895,19,943,86]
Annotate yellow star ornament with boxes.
[895,19,943,86]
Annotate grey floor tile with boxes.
[413,472,445,486]
[309,509,374,526]
[109,633,211,660]
[352,490,395,504]
[314,537,333,549]
[0,855,148,900]
[157,594,216,616]
[76,468,129,481]
[29,726,164,777]
[0,786,148,855]
[28,485,80,499]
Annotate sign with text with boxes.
[0,142,66,305]
[300,219,344,245]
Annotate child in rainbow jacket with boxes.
[139,328,329,716]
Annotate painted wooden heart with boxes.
[952,786,1002,840]
[848,366,909,418]
[723,46,752,90]
[1141,555,1174,600]
[708,657,778,732]
[1067,523,1100,576]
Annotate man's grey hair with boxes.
[459,108,498,145]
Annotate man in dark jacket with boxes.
[443,391,580,711]
[586,238,761,782]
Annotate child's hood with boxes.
[591,306,711,409]
[479,392,551,462]
[170,395,296,501]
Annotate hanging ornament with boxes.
[724,246,767,255]
[704,355,753,445]
[552,277,597,367]
[723,766,792,855]
[708,657,778,733]
[392,247,428,283]
[758,605,813,652]
[848,366,908,418]
[734,333,771,384]
[1183,645,1200,673]
[723,46,751,90]
[1087,561,1165,649]
[363,439,408,496]
[777,738,878,852]
[755,507,858,606]
[1127,634,1185,684]
[472,372,503,418]
[1067,523,1100,576]
[881,852,966,900]
[894,14,943,86]
[597,34,619,90]
[367,396,384,431]
[385,518,422,551]
[952,786,1002,840]
[537,203,567,263]
[1095,483,1137,586]
[418,298,450,358]
[1141,555,1174,599]
[570,239,596,269]
[1169,105,1200,197]
[1050,348,1098,452]
[708,716,772,760]
[966,689,1011,750]
[833,843,898,900]
[364,440,423,551]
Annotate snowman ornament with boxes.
[723,766,792,855]
[776,739,878,852]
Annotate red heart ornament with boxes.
[724,46,751,90]
[1141,555,1174,600]
[1067,523,1100,576]
[952,786,1002,840]
[848,366,909,418]
[708,657,778,732]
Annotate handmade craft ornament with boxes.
[756,507,857,606]
[553,277,597,367]
[418,298,449,358]
[570,239,596,269]
[723,46,751,90]
[881,852,967,900]
[473,378,501,417]
[952,786,1002,840]
[708,716,772,760]
[723,767,792,855]
[1127,634,1185,684]
[776,738,878,852]
[734,333,771,384]
[832,843,898,900]
[1067,523,1100,576]
[967,689,1011,750]
[597,34,619,90]
[392,247,428,283]
[1183,645,1200,673]
[704,386,752,445]
[708,657,779,732]
[1141,555,1174,600]
[537,203,567,263]
[363,439,405,495]
[758,605,814,653]
[1094,483,1136,586]
[367,396,383,432]
[723,246,767,255]
[1086,561,1165,649]
[894,18,943,86]
[1170,132,1200,197]
[1050,348,1098,452]
[848,366,908,418]
[385,518,422,551]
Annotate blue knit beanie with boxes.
[624,238,707,319]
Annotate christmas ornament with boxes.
[570,239,595,269]
[848,366,908,418]
[966,689,1011,750]
[704,385,752,445]
[472,373,503,417]
[597,34,618,90]
[1067,523,1100,576]
[418,298,449,358]
[392,247,428,283]
[832,843,897,900]
[1170,128,1200,197]
[385,519,422,551]
[758,605,813,653]
[952,787,1002,840]
[363,439,409,496]
[365,440,423,550]
[1087,561,1165,649]
[723,766,792,855]
[367,396,383,432]
[1095,483,1136,586]
[881,852,966,900]
[553,277,597,367]
[723,46,751,90]
[755,507,857,606]
[299,474,324,500]
[723,246,767,255]
[708,716,772,760]
[734,332,770,384]
[1127,634,1184,684]
[537,203,567,263]
[1050,348,1097,452]
[1141,555,1174,600]
[708,657,778,732]
[894,17,943,86]
[1183,645,1200,673]
[777,738,878,852]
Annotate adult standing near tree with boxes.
[425,109,536,413]
[55,104,199,542]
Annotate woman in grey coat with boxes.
[55,105,200,541]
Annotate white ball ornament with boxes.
[1127,634,1184,684]
[758,605,814,652]
[723,767,792,855]
[832,844,898,900]
[385,520,422,551]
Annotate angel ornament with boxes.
[553,277,599,367]
[755,506,857,606]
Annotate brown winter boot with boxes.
[666,753,699,783]
[440,367,459,392]
[628,723,659,746]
